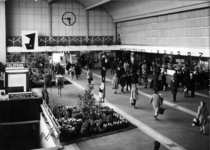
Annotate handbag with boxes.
[192,118,200,126]
[159,106,165,114]
[130,97,134,105]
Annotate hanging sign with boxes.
[22,31,38,50]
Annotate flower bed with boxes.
[52,87,135,144]
[53,105,131,143]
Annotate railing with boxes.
[7,36,121,47]
[41,100,60,137]
[40,127,60,141]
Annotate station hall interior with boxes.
[0,0,209,150]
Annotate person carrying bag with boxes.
[130,84,138,109]
[158,93,165,115]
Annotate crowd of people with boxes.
[51,55,209,135]
[83,57,209,134]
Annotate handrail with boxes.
[40,127,61,142]
[42,100,60,129]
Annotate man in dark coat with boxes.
[190,74,196,97]
[132,71,139,85]
[125,72,132,92]
[101,66,106,82]
[66,61,71,75]
[170,77,178,102]
[161,72,166,91]
[74,63,80,79]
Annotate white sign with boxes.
[8,74,27,91]
[22,31,38,51]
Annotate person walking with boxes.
[149,90,163,120]
[74,63,80,80]
[190,73,195,97]
[130,84,139,109]
[196,101,209,135]
[154,141,161,150]
[161,72,166,91]
[101,67,106,82]
[112,67,120,94]
[170,77,178,102]
[182,75,190,97]
[66,61,71,75]
[87,68,93,85]
[120,74,126,93]
[131,71,139,85]
[110,58,116,74]
[99,80,105,103]
[126,72,132,92]
[70,66,75,80]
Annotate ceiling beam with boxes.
[48,0,56,4]
[85,0,112,10]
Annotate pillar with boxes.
[48,3,52,37]
[0,1,6,63]
[85,10,89,44]
[113,22,117,44]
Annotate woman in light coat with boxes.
[99,80,105,103]
[149,90,162,120]
[112,67,120,94]
[196,101,209,134]
[87,68,93,85]
[130,84,139,109]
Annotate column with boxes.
[48,3,52,37]
[113,22,117,44]
[85,10,89,44]
[0,1,6,63]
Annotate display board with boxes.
[8,74,26,91]
[5,68,29,94]
[8,92,32,100]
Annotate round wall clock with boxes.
[62,12,76,26]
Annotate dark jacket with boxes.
[132,72,139,84]
[66,62,71,71]
[170,80,178,94]
[161,74,166,85]
[190,76,195,91]
[101,68,106,77]
[120,76,126,87]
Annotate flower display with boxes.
[53,105,129,142]
[52,88,130,142]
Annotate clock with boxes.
[62,12,76,26]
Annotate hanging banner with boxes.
[22,31,38,51]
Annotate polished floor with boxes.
[46,69,209,150]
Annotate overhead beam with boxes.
[85,0,111,10]
[47,0,56,4]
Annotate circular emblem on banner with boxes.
[62,12,76,26]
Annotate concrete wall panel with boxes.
[117,7,210,48]
[6,0,114,37]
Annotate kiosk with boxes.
[5,63,29,94]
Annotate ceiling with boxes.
[76,0,210,22]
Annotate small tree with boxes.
[77,85,98,120]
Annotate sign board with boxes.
[119,45,210,57]
[22,31,38,50]
[70,54,77,64]
[8,92,32,100]
[6,63,25,68]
